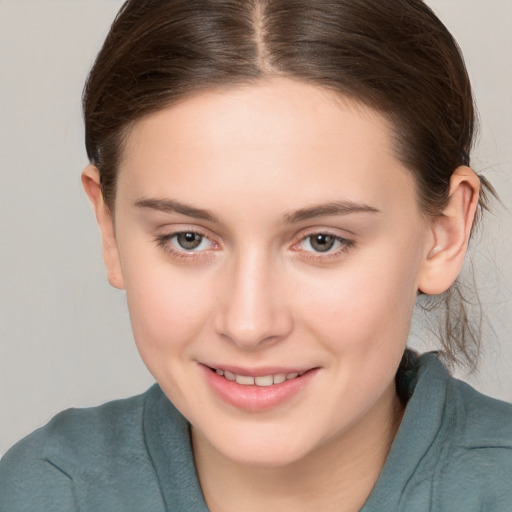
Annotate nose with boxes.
[214,252,293,350]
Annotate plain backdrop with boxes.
[1,0,511,456]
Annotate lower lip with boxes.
[199,365,319,412]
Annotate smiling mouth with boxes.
[202,364,320,411]
[208,367,308,387]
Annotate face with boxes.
[103,79,434,467]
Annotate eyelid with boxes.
[155,227,220,259]
[172,233,214,251]
[290,229,355,259]
[154,223,219,243]
[292,226,355,245]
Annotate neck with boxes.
[192,384,404,512]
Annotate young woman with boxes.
[1,1,511,510]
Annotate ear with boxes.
[418,166,481,295]
[81,165,125,290]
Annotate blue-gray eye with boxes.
[309,234,337,252]
[176,232,204,250]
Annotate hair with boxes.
[83,0,494,368]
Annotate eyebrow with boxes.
[134,198,220,223]
[134,197,380,224]
[284,201,381,223]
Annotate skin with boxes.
[83,78,480,511]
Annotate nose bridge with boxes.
[216,246,291,349]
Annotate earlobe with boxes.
[81,165,125,290]
[418,166,481,295]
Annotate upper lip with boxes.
[201,363,317,377]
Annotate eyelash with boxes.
[155,231,355,261]
[292,232,355,261]
[155,231,217,260]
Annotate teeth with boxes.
[214,368,305,386]
[255,375,274,387]
[273,373,286,384]
[235,375,255,386]
[224,370,236,381]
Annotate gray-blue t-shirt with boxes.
[1,352,511,511]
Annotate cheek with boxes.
[121,259,215,362]
[295,244,421,354]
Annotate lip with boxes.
[204,363,311,377]
[199,363,320,412]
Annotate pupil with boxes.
[177,232,202,250]
[311,234,334,252]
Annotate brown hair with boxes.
[83,0,493,367]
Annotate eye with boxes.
[156,230,216,256]
[174,232,207,251]
[305,234,338,253]
[295,232,354,256]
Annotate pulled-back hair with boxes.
[83,0,493,367]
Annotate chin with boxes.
[224,445,310,469]
[196,420,321,468]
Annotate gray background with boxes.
[1,0,511,456]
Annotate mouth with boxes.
[201,364,320,411]
[207,366,308,387]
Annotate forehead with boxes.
[117,78,417,217]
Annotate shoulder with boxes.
[447,376,512,449]
[412,352,512,448]
[439,366,512,508]
[0,387,158,511]
[2,387,149,466]
[395,352,512,510]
